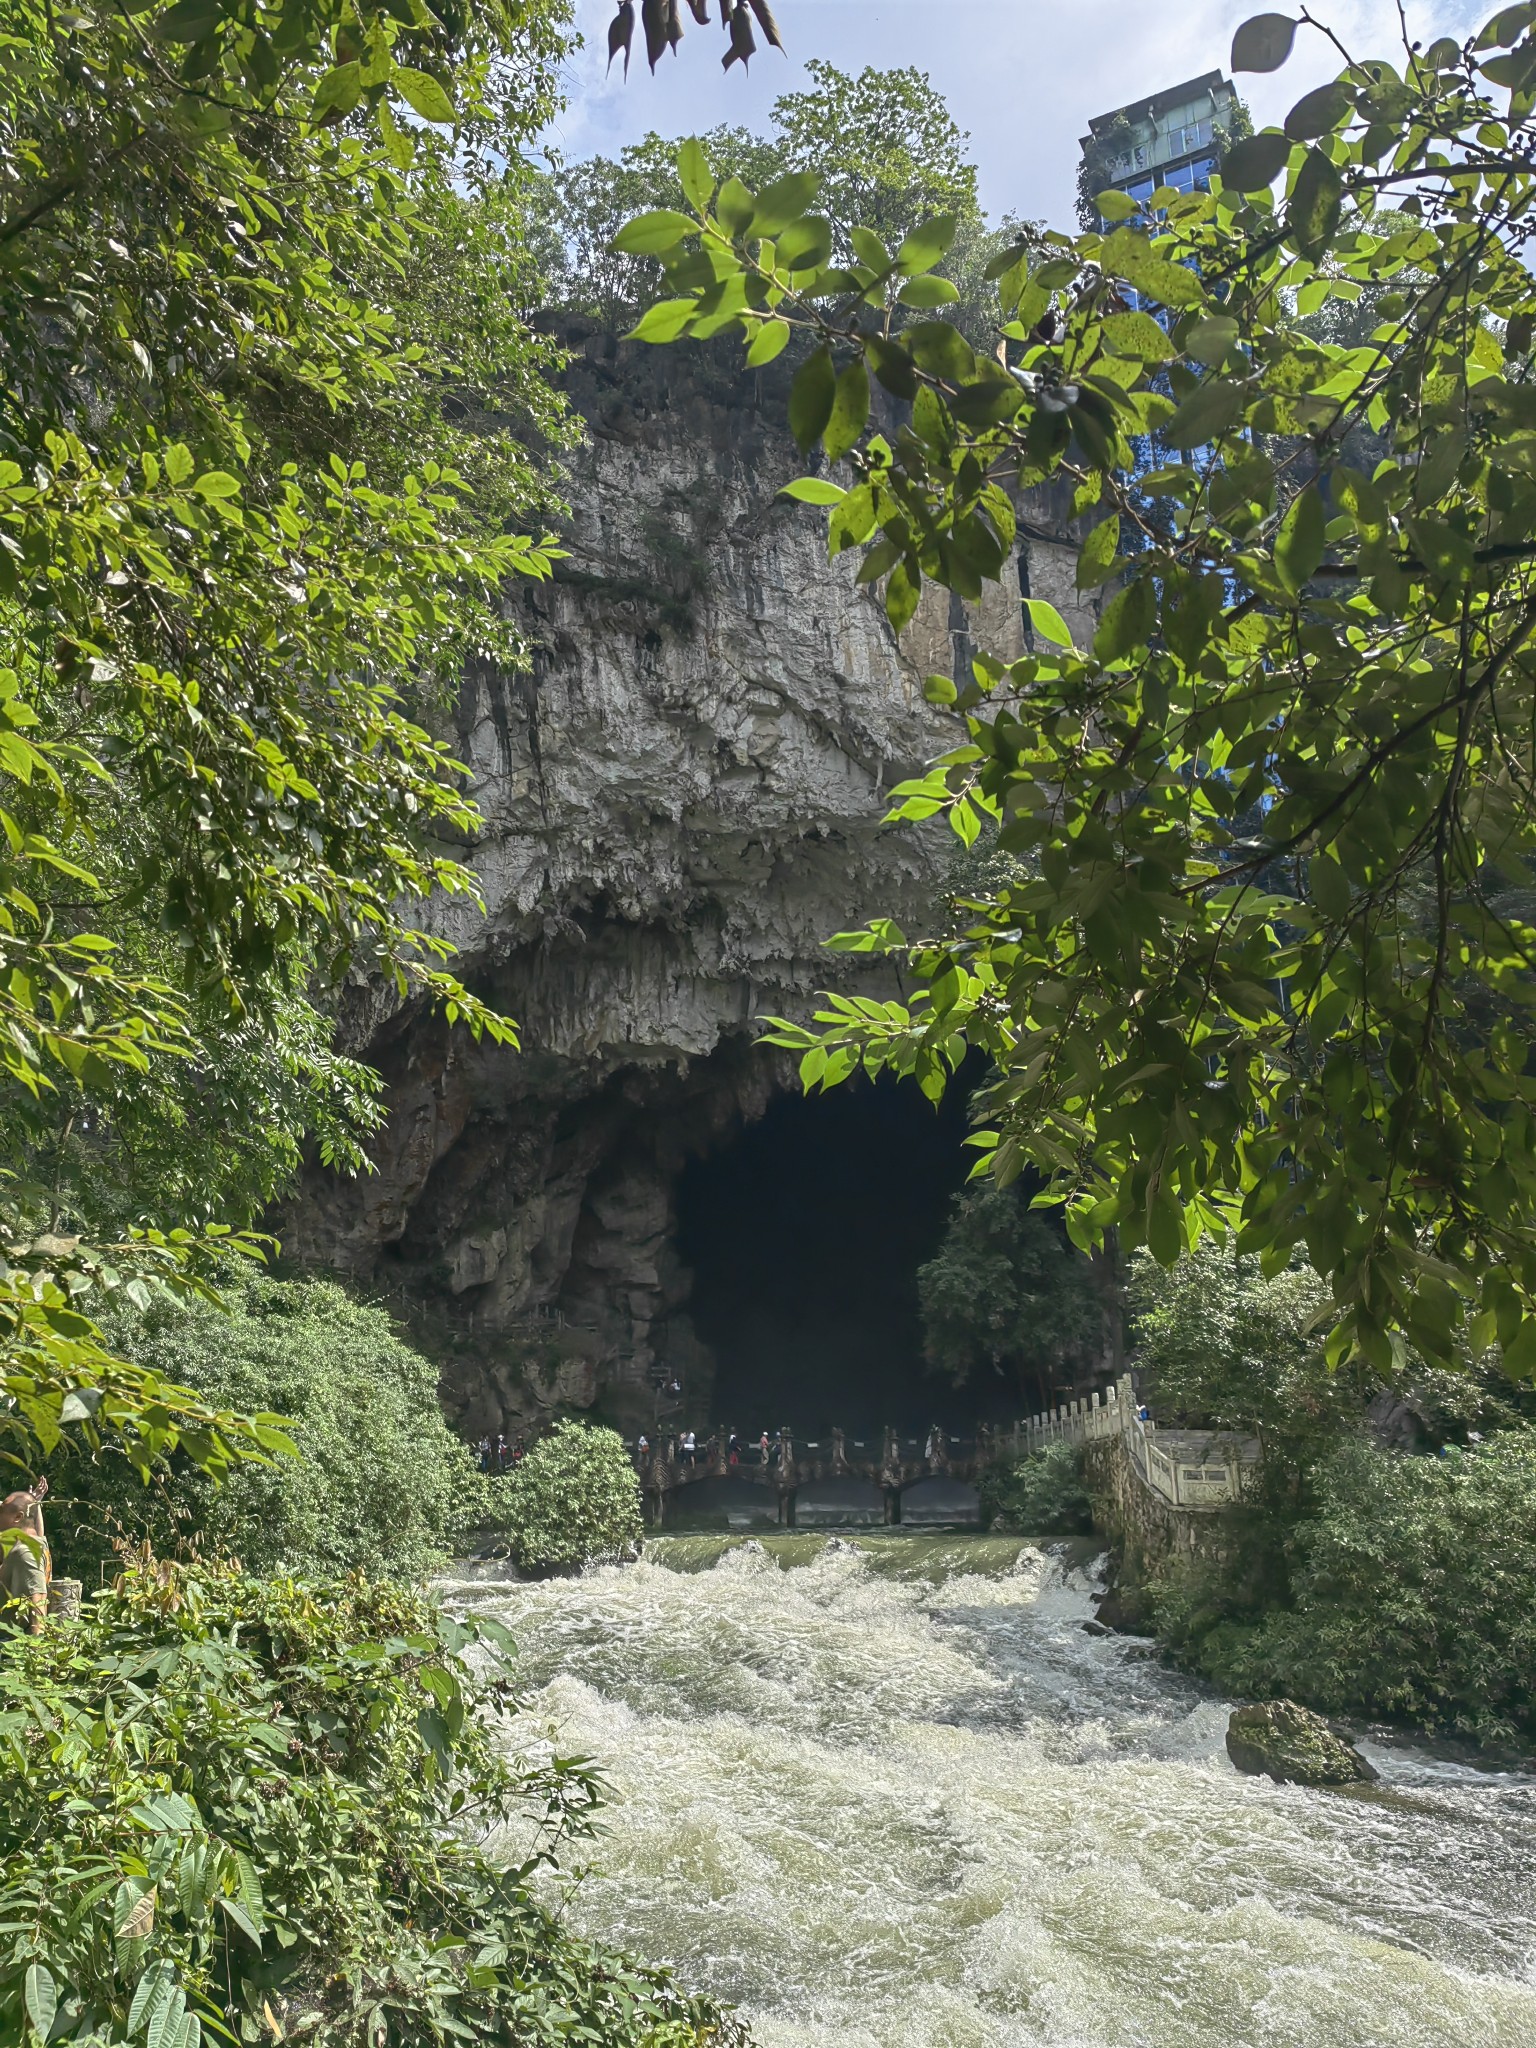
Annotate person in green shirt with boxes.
[0,1477,49,1633]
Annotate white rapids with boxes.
[442,1532,1536,2048]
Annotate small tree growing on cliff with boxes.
[919,1182,1101,1410]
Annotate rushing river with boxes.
[445,1532,1536,2048]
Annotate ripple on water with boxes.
[447,1535,1536,2048]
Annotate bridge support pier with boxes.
[883,1486,902,1525]
[778,1489,797,1527]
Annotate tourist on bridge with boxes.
[727,1432,740,1469]
[758,1431,771,1464]
[636,1432,650,1462]
[681,1429,697,1466]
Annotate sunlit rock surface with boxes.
[285,329,1099,1431]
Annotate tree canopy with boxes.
[541,63,1035,339]
[626,7,1536,1380]
[0,0,570,1489]
[918,1181,1101,1408]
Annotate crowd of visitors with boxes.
[475,1433,527,1475]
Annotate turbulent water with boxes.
[444,1533,1536,2048]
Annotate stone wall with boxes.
[1083,1435,1243,1587]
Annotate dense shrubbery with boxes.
[1157,1434,1536,1746]
[488,1422,643,1575]
[58,1275,477,1585]
[0,1557,742,2046]
[979,1442,1093,1536]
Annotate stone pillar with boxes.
[883,1486,902,1525]
[779,1489,797,1527]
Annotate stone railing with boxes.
[1016,1375,1259,1510]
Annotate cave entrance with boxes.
[674,1069,1012,1440]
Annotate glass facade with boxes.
[1084,74,1236,221]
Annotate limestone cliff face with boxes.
[285,327,1095,1432]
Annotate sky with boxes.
[538,0,1492,230]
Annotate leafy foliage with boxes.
[978,1440,1093,1535]
[57,1274,479,1586]
[1160,1431,1536,1744]
[918,1180,1101,1405]
[0,0,570,1484]
[545,64,1036,339]
[0,1556,744,2045]
[495,1421,643,1575]
[624,9,1536,1379]
[1129,1243,1362,1468]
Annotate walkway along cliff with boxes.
[284,325,1108,1437]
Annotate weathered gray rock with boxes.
[1226,1700,1378,1786]
[284,327,1098,1434]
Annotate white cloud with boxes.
[540,0,1491,227]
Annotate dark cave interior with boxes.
[675,1067,1025,1439]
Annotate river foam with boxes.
[444,1533,1536,2047]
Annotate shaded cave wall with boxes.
[283,325,1101,1436]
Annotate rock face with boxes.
[1226,1701,1378,1786]
[284,326,1099,1434]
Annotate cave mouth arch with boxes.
[674,1068,1017,1441]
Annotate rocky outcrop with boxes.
[284,326,1099,1433]
[1226,1701,1378,1787]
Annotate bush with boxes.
[0,1556,742,2046]
[494,1421,642,1574]
[60,1272,477,1585]
[978,1441,1093,1535]
[1159,1432,1536,1745]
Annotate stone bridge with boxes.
[637,1378,1259,1526]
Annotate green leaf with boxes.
[149,0,223,42]
[677,138,712,212]
[780,478,846,505]
[1185,316,1240,368]
[1075,518,1122,592]
[391,66,455,126]
[776,215,832,272]
[1309,851,1351,919]
[1164,377,1244,448]
[1285,81,1355,139]
[192,471,240,499]
[898,275,960,308]
[1232,12,1298,72]
[1275,483,1326,595]
[904,321,974,381]
[1100,228,1206,311]
[627,299,697,343]
[1101,311,1177,361]
[1289,148,1343,258]
[745,318,790,366]
[1025,598,1074,647]
[1222,131,1292,190]
[896,213,958,276]
[788,346,836,452]
[24,1963,56,2040]
[824,359,869,463]
[885,559,920,634]
[1093,578,1156,663]
[612,208,695,256]
[750,171,820,238]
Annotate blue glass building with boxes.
[1080,70,1238,210]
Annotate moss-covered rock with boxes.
[1226,1699,1378,1786]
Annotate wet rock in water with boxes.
[1092,1582,1152,1634]
[1080,1618,1113,1637]
[1226,1700,1378,1786]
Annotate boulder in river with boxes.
[1226,1700,1378,1786]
